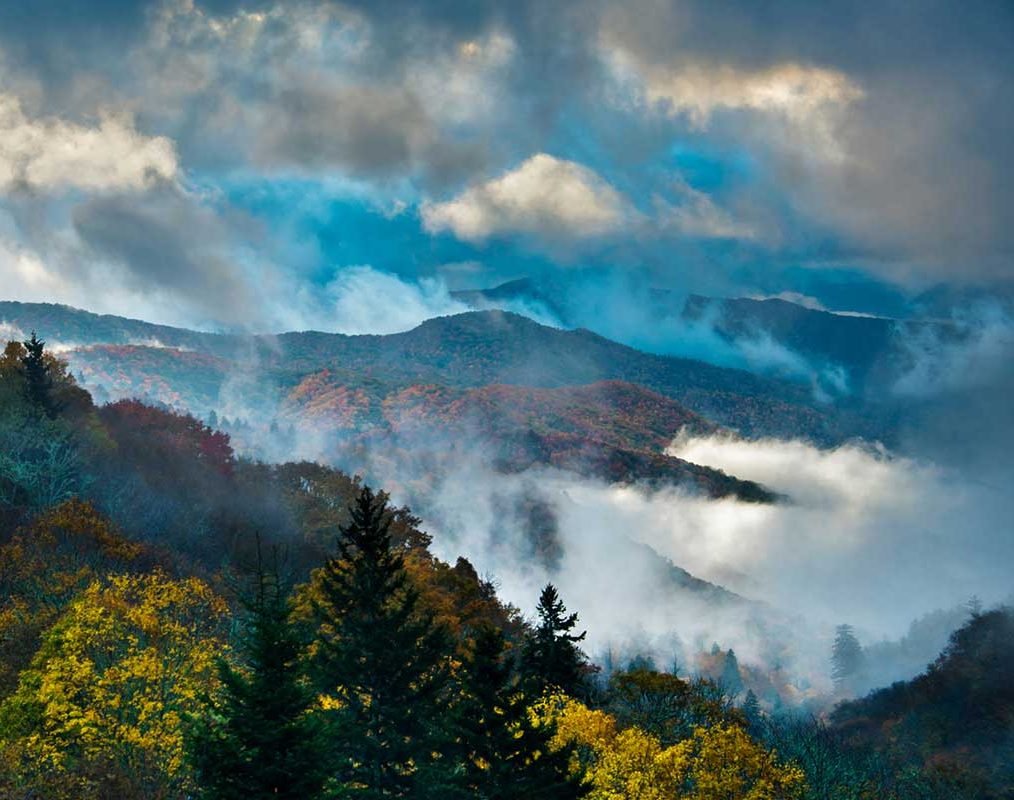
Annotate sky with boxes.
[0,0,1011,332]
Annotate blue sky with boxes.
[0,0,1010,331]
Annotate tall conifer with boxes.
[312,486,451,798]
[188,554,327,800]
[20,332,57,418]
[521,584,589,698]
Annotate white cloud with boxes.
[650,433,1011,634]
[604,44,862,130]
[409,32,517,128]
[748,291,828,311]
[654,179,759,240]
[0,93,178,193]
[317,266,470,335]
[421,153,632,243]
[891,307,1014,397]
[0,236,70,298]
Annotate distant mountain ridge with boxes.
[0,301,856,443]
[449,279,965,397]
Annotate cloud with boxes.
[0,0,1010,315]
[421,153,632,244]
[605,45,862,132]
[125,2,513,187]
[654,178,760,241]
[365,426,1008,687]
[595,0,1014,279]
[0,236,68,298]
[0,93,178,193]
[656,433,1012,634]
[315,266,470,335]
[891,307,1014,398]
[70,186,261,327]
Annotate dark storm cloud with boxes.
[600,0,1014,279]
[71,186,261,325]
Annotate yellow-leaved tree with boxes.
[538,695,806,800]
[0,499,145,696]
[0,571,229,799]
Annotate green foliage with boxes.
[21,332,58,419]
[604,669,743,748]
[0,407,88,515]
[445,625,587,799]
[540,695,806,800]
[831,607,1014,798]
[310,486,453,798]
[720,649,744,699]
[0,573,229,799]
[0,333,1009,800]
[522,584,590,698]
[187,555,328,800]
[741,690,761,734]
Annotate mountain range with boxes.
[451,277,975,397]
[0,292,963,689]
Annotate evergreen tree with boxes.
[20,331,58,418]
[831,624,865,694]
[188,554,327,800]
[720,649,744,699]
[312,486,452,799]
[447,625,587,799]
[741,689,761,734]
[521,584,589,697]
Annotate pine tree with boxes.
[188,554,327,800]
[312,486,452,799]
[20,331,58,418]
[447,625,587,799]
[830,624,865,694]
[521,584,589,697]
[720,649,744,699]
[741,689,761,733]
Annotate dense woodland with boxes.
[0,333,1010,799]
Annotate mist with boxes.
[358,424,1012,697]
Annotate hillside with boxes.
[1,301,874,496]
[0,340,816,800]
[0,303,860,441]
[831,608,1014,797]
[320,381,777,501]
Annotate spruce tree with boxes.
[312,486,452,799]
[741,689,761,734]
[448,625,587,799]
[20,331,57,418]
[720,649,744,699]
[188,555,328,800]
[521,584,589,697]
[831,624,865,694]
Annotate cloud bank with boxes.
[422,153,632,245]
[0,93,178,193]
